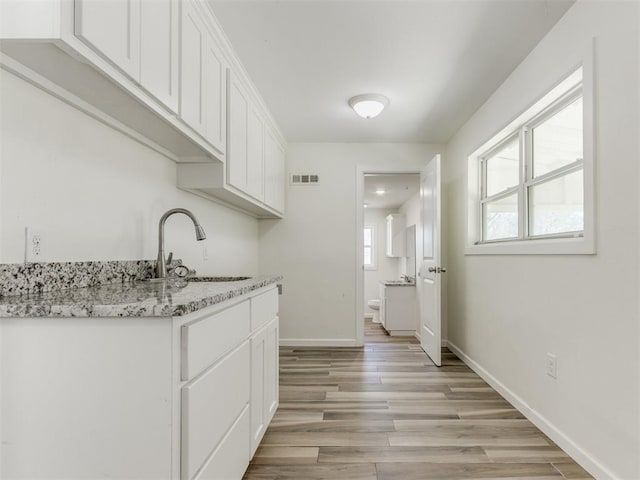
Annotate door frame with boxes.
[355,166,423,346]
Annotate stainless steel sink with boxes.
[186,276,252,282]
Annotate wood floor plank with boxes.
[483,446,572,463]
[261,431,390,446]
[251,446,319,465]
[375,462,563,479]
[318,446,490,464]
[244,463,377,479]
[551,461,594,479]
[266,419,396,433]
[388,431,552,447]
[243,320,592,480]
[325,391,448,401]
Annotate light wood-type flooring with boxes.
[243,319,593,480]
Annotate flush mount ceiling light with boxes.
[375,189,386,195]
[348,94,389,119]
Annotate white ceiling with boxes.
[364,174,420,209]
[209,0,574,144]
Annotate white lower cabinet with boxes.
[249,288,280,455]
[182,341,250,480]
[181,286,279,480]
[195,406,250,480]
[250,324,267,453]
[0,284,279,480]
[250,316,279,455]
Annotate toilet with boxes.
[368,299,381,323]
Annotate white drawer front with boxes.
[195,405,250,480]
[182,341,250,480]
[250,287,278,331]
[182,300,250,380]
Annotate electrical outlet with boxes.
[25,227,46,263]
[546,353,558,379]
[202,245,209,261]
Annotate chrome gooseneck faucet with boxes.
[155,208,206,279]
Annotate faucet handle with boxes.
[166,252,173,265]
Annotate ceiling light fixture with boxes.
[348,94,389,119]
[375,189,386,195]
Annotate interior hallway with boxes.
[243,320,593,479]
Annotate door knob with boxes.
[428,266,447,273]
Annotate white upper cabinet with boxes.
[264,125,286,213]
[180,2,206,138]
[228,71,249,191]
[75,0,141,80]
[246,105,265,201]
[386,214,406,257]
[228,70,264,202]
[140,0,179,113]
[180,1,226,155]
[3,0,284,217]
[203,35,226,154]
[76,0,179,114]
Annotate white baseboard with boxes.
[441,338,448,348]
[280,338,360,347]
[364,313,374,319]
[447,341,619,480]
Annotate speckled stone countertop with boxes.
[0,275,282,318]
[380,280,416,287]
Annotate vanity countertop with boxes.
[0,275,282,318]
[380,280,416,287]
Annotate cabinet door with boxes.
[379,284,386,328]
[264,126,286,213]
[246,106,264,201]
[264,317,279,421]
[203,36,226,154]
[250,325,267,455]
[182,341,250,480]
[140,0,179,113]
[180,2,206,137]
[227,70,249,191]
[75,0,140,79]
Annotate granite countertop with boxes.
[381,280,416,287]
[0,275,282,318]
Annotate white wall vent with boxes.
[290,174,319,185]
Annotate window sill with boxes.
[465,236,595,255]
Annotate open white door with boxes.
[419,154,444,366]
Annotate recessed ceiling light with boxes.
[348,94,389,119]
[375,189,386,195]
[363,203,368,208]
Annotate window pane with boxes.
[483,193,518,241]
[364,228,372,246]
[529,169,583,236]
[532,97,583,177]
[364,247,372,265]
[485,138,519,197]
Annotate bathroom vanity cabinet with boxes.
[379,281,418,336]
[0,282,280,480]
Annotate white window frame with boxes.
[466,61,595,255]
[363,225,377,270]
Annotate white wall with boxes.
[363,208,400,315]
[443,1,639,479]
[0,70,258,275]
[259,143,442,344]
